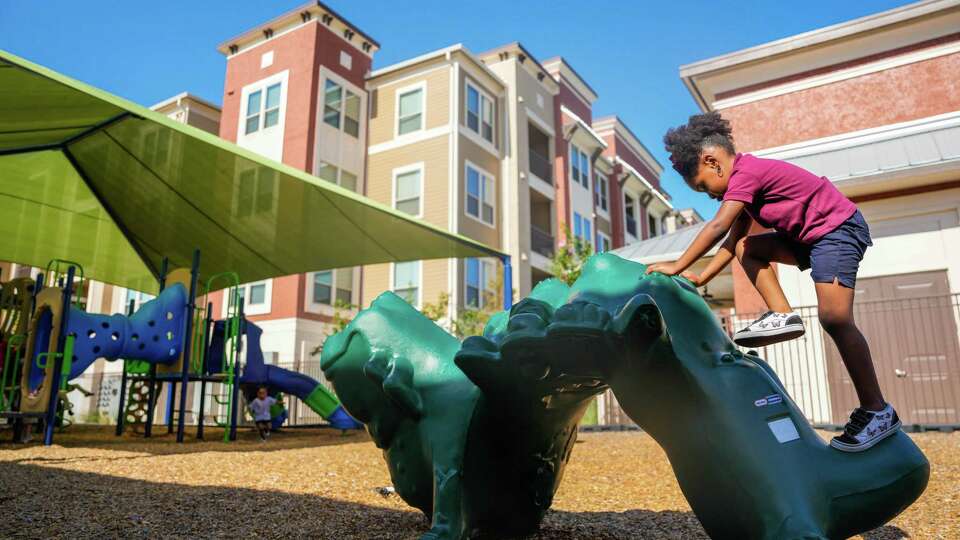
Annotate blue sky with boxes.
[1,0,910,218]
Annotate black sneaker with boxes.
[733,311,805,347]
[830,404,901,452]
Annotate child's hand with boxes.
[645,262,682,276]
[680,271,703,286]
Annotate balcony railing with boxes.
[625,215,637,238]
[528,150,552,184]
[531,225,555,258]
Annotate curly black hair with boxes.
[663,112,736,180]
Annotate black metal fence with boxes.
[62,294,960,431]
[598,294,960,429]
[62,360,338,428]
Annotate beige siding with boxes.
[362,263,390,309]
[361,259,450,310]
[368,65,450,147]
[458,134,501,249]
[596,215,611,235]
[367,133,450,227]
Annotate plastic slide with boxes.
[221,320,361,430]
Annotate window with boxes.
[236,168,276,218]
[317,162,358,192]
[394,166,422,216]
[318,162,338,183]
[596,232,611,253]
[393,261,420,306]
[465,83,495,144]
[624,193,637,238]
[569,144,589,188]
[594,172,608,212]
[264,84,281,128]
[323,79,360,138]
[313,271,332,304]
[340,170,357,192]
[573,212,591,246]
[466,164,495,226]
[323,80,341,129]
[465,258,496,309]
[648,214,658,238]
[225,280,272,316]
[313,270,353,306]
[397,86,423,135]
[245,83,282,134]
[248,283,267,305]
[245,90,261,134]
[344,91,360,137]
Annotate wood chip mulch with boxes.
[0,427,956,539]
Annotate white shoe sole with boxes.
[734,325,805,348]
[830,421,902,452]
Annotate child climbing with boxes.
[248,386,276,441]
[646,112,898,452]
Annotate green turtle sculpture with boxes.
[323,252,929,539]
[460,253,929,539]
[319,283,604,539]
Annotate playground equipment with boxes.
[324,253,929,540]
[321,287,598,540]
[1,254,360,445]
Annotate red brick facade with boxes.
[722,51,960,152]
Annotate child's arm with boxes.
[688,211,752,286]
[646,201,746,281]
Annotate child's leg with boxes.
[735,233,798,312]
[815,280,885,411]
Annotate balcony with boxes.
[528,150,552,184]
[531,225,555,258]
[528,122,552,184]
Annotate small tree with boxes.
[310,299,356,357]
[550,227,594,285]
[421,268,508,339]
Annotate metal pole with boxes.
[43,265,75,446]
[228,299,244,442]
[197,301,213,440]
[115,299,136,436]
[176,249,200,443]
[166,381,176,433]
[144,258,169,438]
[501,255,513,310]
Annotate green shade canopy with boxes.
[0,49,503,293]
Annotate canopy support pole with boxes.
[501,255,513,310]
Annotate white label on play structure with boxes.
[768,417,800,443]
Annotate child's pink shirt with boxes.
[722,153,857,244]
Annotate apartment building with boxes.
[479,43,560,294]
[593,116,673,244]
[361,45,506,316]
[213,1,379,364]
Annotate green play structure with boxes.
[0,48,509,445]
[322,253,929,540]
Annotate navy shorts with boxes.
[787,211,872,289]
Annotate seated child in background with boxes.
[646,112,898,452]
[248,386,277,441]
